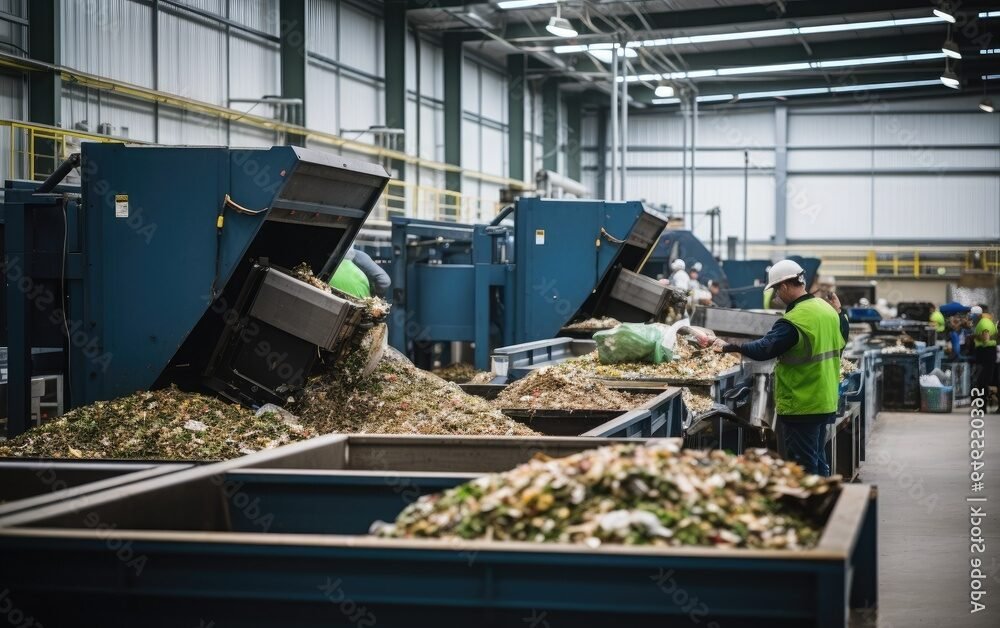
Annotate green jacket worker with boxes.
[929,309,946,334]
[329,248,391,299]
[714,259,848,476]
[970,305,997,398]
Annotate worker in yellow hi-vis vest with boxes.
[715,259,849,476]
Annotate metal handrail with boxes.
[1,119,506,225]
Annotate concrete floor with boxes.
[860,409,1000,627]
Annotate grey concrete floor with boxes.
[860,409,1000,627]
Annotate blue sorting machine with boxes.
[388,198,670,370]
[2,144,390,437]
[0,433,878,628]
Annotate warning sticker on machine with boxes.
[535,229,545,245]
[115,194,129,218]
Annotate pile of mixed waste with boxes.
[294,350,538,436]
[563,317,621,332]
[558,341,742,382]
[0,387,313,460]
[840,357,858,381]
[375,441,838,549]
[495,367,651,411]
[433,363,490,384]
[291,262,389,320]
[681,388,716,415]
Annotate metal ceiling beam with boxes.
[486,0,995,42]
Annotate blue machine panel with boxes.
[414,264,476,341]
[513,197,646,344]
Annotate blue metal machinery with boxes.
[2,144,389,436]
[389,198,668,370]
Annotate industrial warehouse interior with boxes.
[0,0,998,626]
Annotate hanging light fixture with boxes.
[942,25,961,59]
[940,59,961,89]
[546,3,577,38]
[654,81,675,98]
[980,98,995,112]
[933,8,957,23]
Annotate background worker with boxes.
[713,259,848,476]
[930,307,946,335]
[329,248,391,299]
[970,305,997,398]
[669,259,690,291]
[688,261,703,294]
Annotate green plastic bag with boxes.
[593,323,672,364]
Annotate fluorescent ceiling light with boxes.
[654,83,674,97]
[553,44,588,53]
[652,97,681,105]
[717,62,811,76]
[933,9,956,23]
[697,93,735,102]
[940,69,961,89]
[981,11,1000,18]
[981,49,1000,54]
[829,79,940,93]
[497,0,556,9]
[555,16,945,53]
[942,39,962,59]
[617,51,944,82]
[984,74,1000,80]
[589,46,637,64]
[546,16,577,38]
[980,98,995,113]
[739,87,830,100]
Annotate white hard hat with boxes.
[671,259,686,271]
[692,262,703,272]
[971,305,983,316]
[859,298,870,307]
[764,259,805,291]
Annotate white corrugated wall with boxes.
[584,95,1000,245]
[0,72,24,181]
[461,54,508,220]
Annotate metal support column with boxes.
[609,49,619,200]
[443,34,463,192]
[507,54,526,182]
[596,107,608,198]
[619,61,628,199]
[541,79,560,173]
[384,1,407,180]
[565,96,582,184]
[27,0,60,177]
[279,0,307,146]
[774,104,789,247]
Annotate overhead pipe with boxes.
[536,169,589,199]
[620,55,629,200]
[609,45,619,200]
[36,153,80,194]
[691,93,699,228]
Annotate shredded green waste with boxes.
[293,351,538,436]
[0,386,314,460]
[375,441,839,549]
[495,366,652,411]
[432,363,489,384]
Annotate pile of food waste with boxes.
[881,344,915,355]
[563,317,621,331]
[291,262,389,320]
[432,363,489,384]
[494,367,652,411]
[294,350,538,436]
[681,388,715,415]
[557,341,741,382]
[0,387,313,460]
[375,441,839,549]
[840,357,858,381]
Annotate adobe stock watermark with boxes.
[207,474,275,532]
[317,577,377,627]
[32,467,148,575]
[0,590,44,628]
[1,256,113,372]
[650,568,720,627]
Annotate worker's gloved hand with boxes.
[711,338,728,353]
[827,292,842,313]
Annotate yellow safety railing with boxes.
[747,244,1000,278]
[2,119,506,225]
